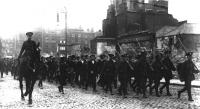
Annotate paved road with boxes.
[0,75,200,109]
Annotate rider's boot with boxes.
[24,91,29,96]
[28,99,32,105]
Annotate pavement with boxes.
[0,75,200,109]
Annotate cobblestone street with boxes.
[0,75,200,109]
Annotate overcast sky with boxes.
[0,0,199,39]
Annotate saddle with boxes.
[19,56,34,72]
[19,56,31,64]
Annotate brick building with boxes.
[92,0,179,55]
[58,28,95,56]
[114,0,178,35]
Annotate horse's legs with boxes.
[19,77,25,100]
[38,79,41,87]
[38,76,43,88]
[148,79,153,95]
[28,78,37,104]
[24,78,30,96]
[28,90,32,105]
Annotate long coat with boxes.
[152,59,164,80]
[162,57,176,80]
[19,40,37,60]
[118,60,131,81]
[102,60,115,77]
[177,60,198,82]
[88,60,98,77]
[134,59,149,79]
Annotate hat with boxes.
[90,54,95,58]
[60,57,65,61]
[164,50,171,54]
[121,54,128,58]
[185,52,193,57]
[71,55,76,59]
[156,54,161,59]
[100,54,105,59]
[108,54,114,58]
[26,32,33,36]
[135,54,141,59]
[84,55,88,58]
[140,51,147,57]
[76,56,80,60]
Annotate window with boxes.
[60,47,65,50]
[78,34,81,37]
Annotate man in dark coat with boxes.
[79,55,89,89]
[102,54,115,95]
[159,50,176,96]
[58,57,67,94]
[4,59,8,75]
[113,56,119,89]
[38,58,47,89]
[97,55,106,87]
[46,57,52,82]
[86,55,98,92]
[18,32,38,78]
[134,51,149,98]
[178,52,199,101]
[74,56,81,86]
[18,32,37,68]
[151,53,164,97]
[118,54,132,98]
[68,57,76,87]
[0,59,4,78]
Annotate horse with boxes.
[18,43,41,105]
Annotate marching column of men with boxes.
[1,49,199,101]
[0,58,14,78]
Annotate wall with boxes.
[126,12,143,32]
[116,13,127,35]
[64,29,95,55]
[144,12,179,32]
[182,34,200,52]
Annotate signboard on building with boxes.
[97,42,115,55]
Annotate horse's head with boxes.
[35,42,41,63]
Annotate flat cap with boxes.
[164,50,171,54]
[108,54,114,58]
[26,32,33,36]
[90,54,95,58]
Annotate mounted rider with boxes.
[18,32,38,70]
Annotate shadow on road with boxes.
[0,79,4,82]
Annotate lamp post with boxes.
[64,7,68,57]
[57,7,68,57]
